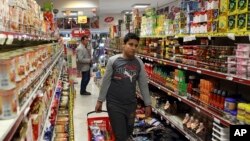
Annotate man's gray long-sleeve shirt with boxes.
[98,54,152,106]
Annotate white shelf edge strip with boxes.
[0,50,63,140]
[39,63,63,141]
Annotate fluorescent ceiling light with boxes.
[132,4,150,8]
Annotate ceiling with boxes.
[37,0,172,17]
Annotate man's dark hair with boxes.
[81,35,89,41]
[123,33,140,44]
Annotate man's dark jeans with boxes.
[80,70,90,94]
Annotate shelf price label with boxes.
[183,67,187,70]
[158,86,161,90]
[178,97,182,102]
[226,76,233,81]
[197,70,202,74]
[6,34,14,45]
[24,107,30,116]
[213,117,221,124]
[166,120,170,124]
[171,123,175,128]
[227,33,235,40]
[178,65,182,69]
[195,107,201,112]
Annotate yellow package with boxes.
[220,0,229,13]
[218,15,228,32]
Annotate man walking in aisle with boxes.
[95,33,152,141]
[76,35,92,95]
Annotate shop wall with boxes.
[99,13,122,31]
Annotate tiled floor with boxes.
[73,77,107,141]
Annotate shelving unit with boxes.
[39,64,64,141]
[136,92,196,141]
[136,54,250,86]
[0,50,63,141]
[140,32,250,38]
[147,79,231,126]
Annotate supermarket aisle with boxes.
[74,77,107,141]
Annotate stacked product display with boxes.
[43,72,75,141]
[12,61,63,141]
[0,0,55,35]
[139,0,250,37]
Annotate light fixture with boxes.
[121,10,133,14]
[132,3,150,8]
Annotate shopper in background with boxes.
[76,35,92,95]
[95,33,152,141]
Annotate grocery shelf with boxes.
[148,79,232,126]
[137,54,250,86]
[0,50,63,141]
[0,31,55,43]
[39,64,63,141]
[151,107,197,141]
[136,92,196,141]
[140,32,250,38]
[105,47,122,53]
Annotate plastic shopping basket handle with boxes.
[87,110,108,117]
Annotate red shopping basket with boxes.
[87,111,115,141]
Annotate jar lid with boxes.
[225,98,236,102]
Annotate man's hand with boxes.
[95,101,103,112]
[145,106,152,117]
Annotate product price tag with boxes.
[174,35,179,38]
[178,97,182,101]
[167,92,172,96]
[226,76,233,81]
[183,67,187,70]
[24,107,30,116]
[183,35,196,42]
[195,107,201,112]
[178,65,182,69]
[185,134,190,140]
[0,34,7,45]
[227,33,235,40]
[213,117,221,124]
[197,70,202,74]
[166,120,170,124]
[208,36,211,40]
[6,34,14,45]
